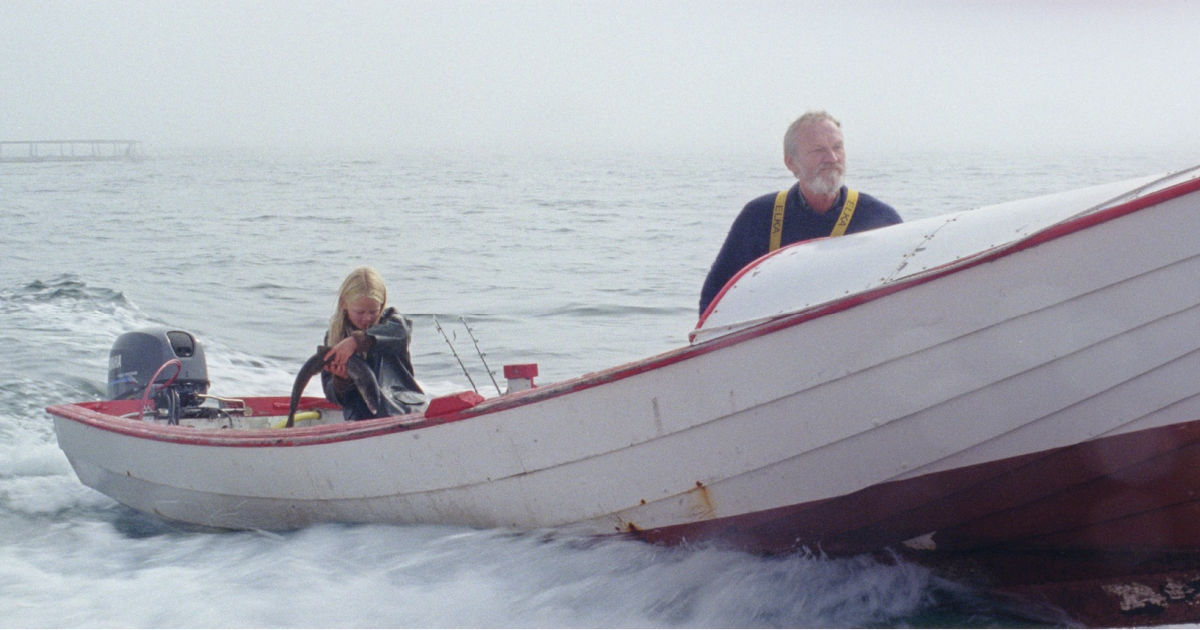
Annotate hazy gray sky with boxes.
[4,0,1198,156]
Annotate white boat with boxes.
[48,164,1200,626]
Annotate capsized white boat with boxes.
[48,165,1200,627]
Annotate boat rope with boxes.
[432,315,478,393]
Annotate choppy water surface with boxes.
[1,145,1193,627]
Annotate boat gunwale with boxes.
[695,167,1200,331]
[46,167,1200,449]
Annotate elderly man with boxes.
[698,111,901,315]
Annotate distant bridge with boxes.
[0,140,142,163]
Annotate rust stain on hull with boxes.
[687,481,716,520]
[617,482,715,534]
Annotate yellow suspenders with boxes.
[769,188,860,252]
[831,189,860,237]
[769,190,789,252]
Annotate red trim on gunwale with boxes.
[695,232,836,326]
[696,169,1200,329]
[46,170,1200,449]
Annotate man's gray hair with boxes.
[783,110,842,160]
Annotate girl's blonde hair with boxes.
[328,266,388,346]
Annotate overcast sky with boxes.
[3,0,1198,156]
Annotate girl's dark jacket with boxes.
[321,307,425,421]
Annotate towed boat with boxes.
[48,165,1200,626]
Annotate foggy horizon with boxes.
[4,1,1198,159]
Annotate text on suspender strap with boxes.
[769,189,788,252]
[830,189,859,237]
[768,188,860,252]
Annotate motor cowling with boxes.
[107,327,209,408]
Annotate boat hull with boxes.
[47,166,1200,625]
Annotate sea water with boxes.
[1,145,1194,627]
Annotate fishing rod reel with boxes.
[107,327,212,424]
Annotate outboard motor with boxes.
[108,327,209,423]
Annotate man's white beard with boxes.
[804,167,844,196]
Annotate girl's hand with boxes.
[323,337,358,379]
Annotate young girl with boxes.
[322,266,425,420]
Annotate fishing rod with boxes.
[431,315,478,393]
[460,316,502,396]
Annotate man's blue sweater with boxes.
[699,183,901,315]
